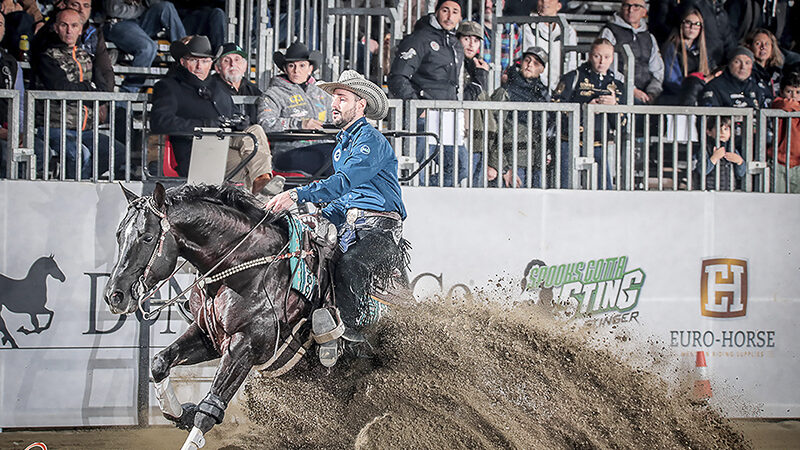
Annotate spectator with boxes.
[214,43,261,123]
[724,0,790,45]
[649,0,736,68]
[457,21,489,100]
[600,0,664,104]
[0,12,24,178]
[102,0,186,92]
[31,8,124,179]
[693,116,745,190]
[521,0,577,92]
[745,28,783,101]
[388,0,467,186]
[172,0,225,50]
[768,72,800,193]
[1,0,37,55]
[701,47,767,109]
[61,0,115,92]
[490,47,550,188]
[150,35,274,193]
[457,20,497,186]
[554,38,625,188]
[659,8,711,105]
[479,0,522,72]
[257,41,335,177]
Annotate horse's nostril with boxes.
[108,290,124,306]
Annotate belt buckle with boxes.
[346,208,362,225]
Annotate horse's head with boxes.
[35,254,66,282]
[104,183,179,315]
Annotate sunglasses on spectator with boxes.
[621,3,646,10]
[682,20,703,28]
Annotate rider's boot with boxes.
[312,307,344,367]
[342,329,374,359]
[257,175,285,202]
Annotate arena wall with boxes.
[0,180,798,428]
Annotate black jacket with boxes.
[213,73,262,125]
[463,57,489,101]
[150,66,236,176]
[700,69,766,109]
[0,48,18,123]
[388,14,463,100]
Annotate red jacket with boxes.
[770,97,800,168]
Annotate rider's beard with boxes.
[332,105,357,128]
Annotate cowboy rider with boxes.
[266,70,408,367]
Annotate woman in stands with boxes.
[659,8,711,105]
[745,28,783,104]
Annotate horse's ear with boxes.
[120,182,139,204]
[153,182,166,211]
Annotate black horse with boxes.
[0,255,65,348]
[104,183,319,450]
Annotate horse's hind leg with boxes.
[152,322,219,430]
[18,308,54,334]
[0,312,19,348]
[182,332,255,450]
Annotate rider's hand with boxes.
[265,189,296,213]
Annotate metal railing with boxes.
[322,0,403,83]
[24,91,149,182]
[759,108,800,194]
[407,99,582,188]
[1,89,25,179]
[585,104,763,192]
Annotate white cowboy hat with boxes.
[319,70,389,121]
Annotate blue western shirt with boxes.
[294,117,407,228]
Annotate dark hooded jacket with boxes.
[388,14,464,100]
[150,65,237,176]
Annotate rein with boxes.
[135,197,306,320]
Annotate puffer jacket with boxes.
[387,14,463,100]
[600,13,664,99]
[256,74,332,151]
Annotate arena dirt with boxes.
[225,298,751,450]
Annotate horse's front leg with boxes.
[18,309,54,334]
[182,332,255,450]
[152,322,219,430]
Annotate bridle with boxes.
[131,195,313,320]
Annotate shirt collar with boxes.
[336,117,368,145]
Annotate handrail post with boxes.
[622,43,634,106]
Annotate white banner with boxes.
[0,181,798,427]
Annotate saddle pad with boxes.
[286,215,317,300]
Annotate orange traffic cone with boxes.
[693,350,712,401]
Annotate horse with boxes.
[0,255,65,348]
[104,182,322,450]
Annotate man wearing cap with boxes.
[214,43,262,123]
[701,47,767,109]
[150,35,274,194]
[490,46,550,188]
[599,0,664,104]
[266,70,408,367]
[257,41,335,177]
[457,20,490,101]
[522,0,578,92]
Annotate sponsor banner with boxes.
[1,182,799,426]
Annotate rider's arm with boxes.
[295,134,387,204]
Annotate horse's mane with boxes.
[165,184,288,232]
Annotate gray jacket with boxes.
[257,74,333,151]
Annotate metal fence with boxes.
[23,91,149,182]
[407,99,582,188]
[4,90,799,194]
[585,104,766,192]
[321,0,403,83]
[1,89,24,179]
[759,108,800,194]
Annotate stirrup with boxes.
[312,308,344,367]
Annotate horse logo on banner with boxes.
[0,255,66,348]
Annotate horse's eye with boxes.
[142,233,155,243]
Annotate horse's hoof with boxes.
[166,402,198,430]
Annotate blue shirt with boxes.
[294,117,407,228]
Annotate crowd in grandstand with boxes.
[0,0,799,191]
